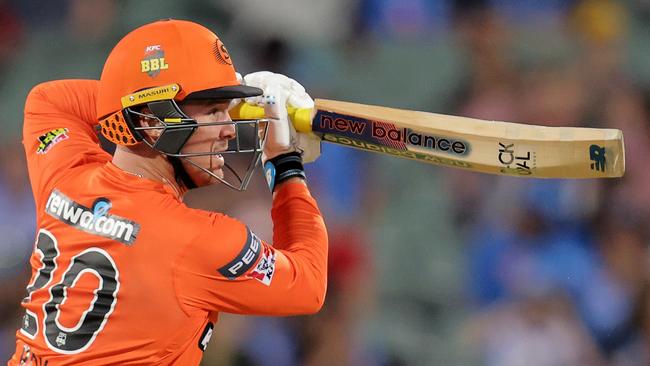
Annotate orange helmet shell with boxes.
[97,19,241,120]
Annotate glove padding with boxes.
[242,71,321,163]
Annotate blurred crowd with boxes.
[1,0,649,365]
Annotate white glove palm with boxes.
[242,71,321,163]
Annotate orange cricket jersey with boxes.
[8,80,328,365]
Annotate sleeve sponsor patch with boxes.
[45,189,140,245]
[37,128,69,154]
[198,322,214,352]
[218,227,262,279]
[246,245,276,286]
[217,227,277,286]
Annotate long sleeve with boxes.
[173,182,328,316]
[22,79,110,204]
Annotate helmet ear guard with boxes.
[97,101,194,154]
[98,111,140,146]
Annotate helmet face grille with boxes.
[99,112,139,146]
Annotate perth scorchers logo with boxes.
[213,38,232,65]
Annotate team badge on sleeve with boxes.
[217,227,276,285]
[37,128,69,154]
[246,246,276,286]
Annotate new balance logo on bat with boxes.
[316,112,469,156]
[590,144,606,172]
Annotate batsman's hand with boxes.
[242,71,321,163]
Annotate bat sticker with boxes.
[316,111,470,156]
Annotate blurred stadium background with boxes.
[1,0,650,365]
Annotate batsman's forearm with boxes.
[270,182,328,311]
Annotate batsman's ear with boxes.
[133,107,164,139]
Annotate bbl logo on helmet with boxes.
[141,45,169,77]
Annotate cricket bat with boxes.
[230,99,625,179]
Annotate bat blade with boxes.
[230,99,625,179]
[309,99,624,179]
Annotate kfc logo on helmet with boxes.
[145,45,161,52]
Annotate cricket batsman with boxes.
[8,19,327,365]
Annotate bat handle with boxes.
[230,102,313,133]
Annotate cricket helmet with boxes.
[96,19,266,191]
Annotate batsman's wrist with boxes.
[264,152,306,192]
[274,177,307,193]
